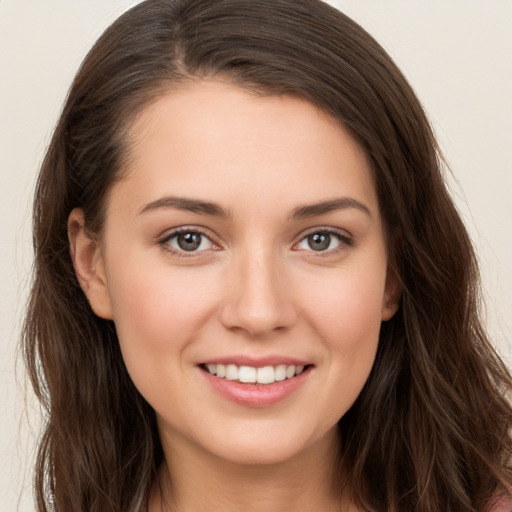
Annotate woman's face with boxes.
[78,80,398,467]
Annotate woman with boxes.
[22,0,512,510]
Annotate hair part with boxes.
[23,1,512,511]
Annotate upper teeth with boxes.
[205,364,305,384]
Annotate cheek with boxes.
[322,286,383,384]
[299,265,386,397]
[106,260,221,359]
[306,268,386,342]
[310,278,384,423]
[105,260,226,407]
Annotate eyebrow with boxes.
[290,197,372,220]
[138,196,230,217]
[138,195,372,220]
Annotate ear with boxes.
[68,208,114,320]
[381,264,402,321]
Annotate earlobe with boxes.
[381,265,402,321]
[68,208,114,319]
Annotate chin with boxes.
[193,421,339,469]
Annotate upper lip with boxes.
[199,355,311,367]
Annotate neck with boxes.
[149,428,355,512]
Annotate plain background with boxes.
[1,1,511,510]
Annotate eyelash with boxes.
[158,227,218,257]
[157,227,354,257]
[293,228,354,255]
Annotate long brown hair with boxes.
[23,0,512,510]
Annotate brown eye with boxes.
[296,230,348,253]
[177,232,202,251]
[307,232,332,251]
[166,231,214,253]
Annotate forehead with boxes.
[111,79,379,219]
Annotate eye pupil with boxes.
[177,232,202,251]
[308,232,330,251]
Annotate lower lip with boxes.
[200,367,311,407]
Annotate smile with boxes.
[203,363,306,384]
[200,361,312,407]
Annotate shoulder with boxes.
[489,495,512,512]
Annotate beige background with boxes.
[1,1,511,509]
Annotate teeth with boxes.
[274,365,287,381]
[204,363,306,384]
[225,364,238,381]
[239,366,257,383]
[257,366,275,384]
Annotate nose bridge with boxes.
[220,243,295,337]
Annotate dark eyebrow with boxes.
[138,196,230,217]
[290,197,372,220]
[138,195,371,220]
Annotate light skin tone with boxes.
[69,80,400,512]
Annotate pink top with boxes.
[490,496,512,512]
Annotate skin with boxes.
[69,80,399,511]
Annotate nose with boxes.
[219,248,297,338]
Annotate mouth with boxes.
[198,360,313,406]
[200,363,311,385]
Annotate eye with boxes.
[162,229,215,253]
[295,230,351,253]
